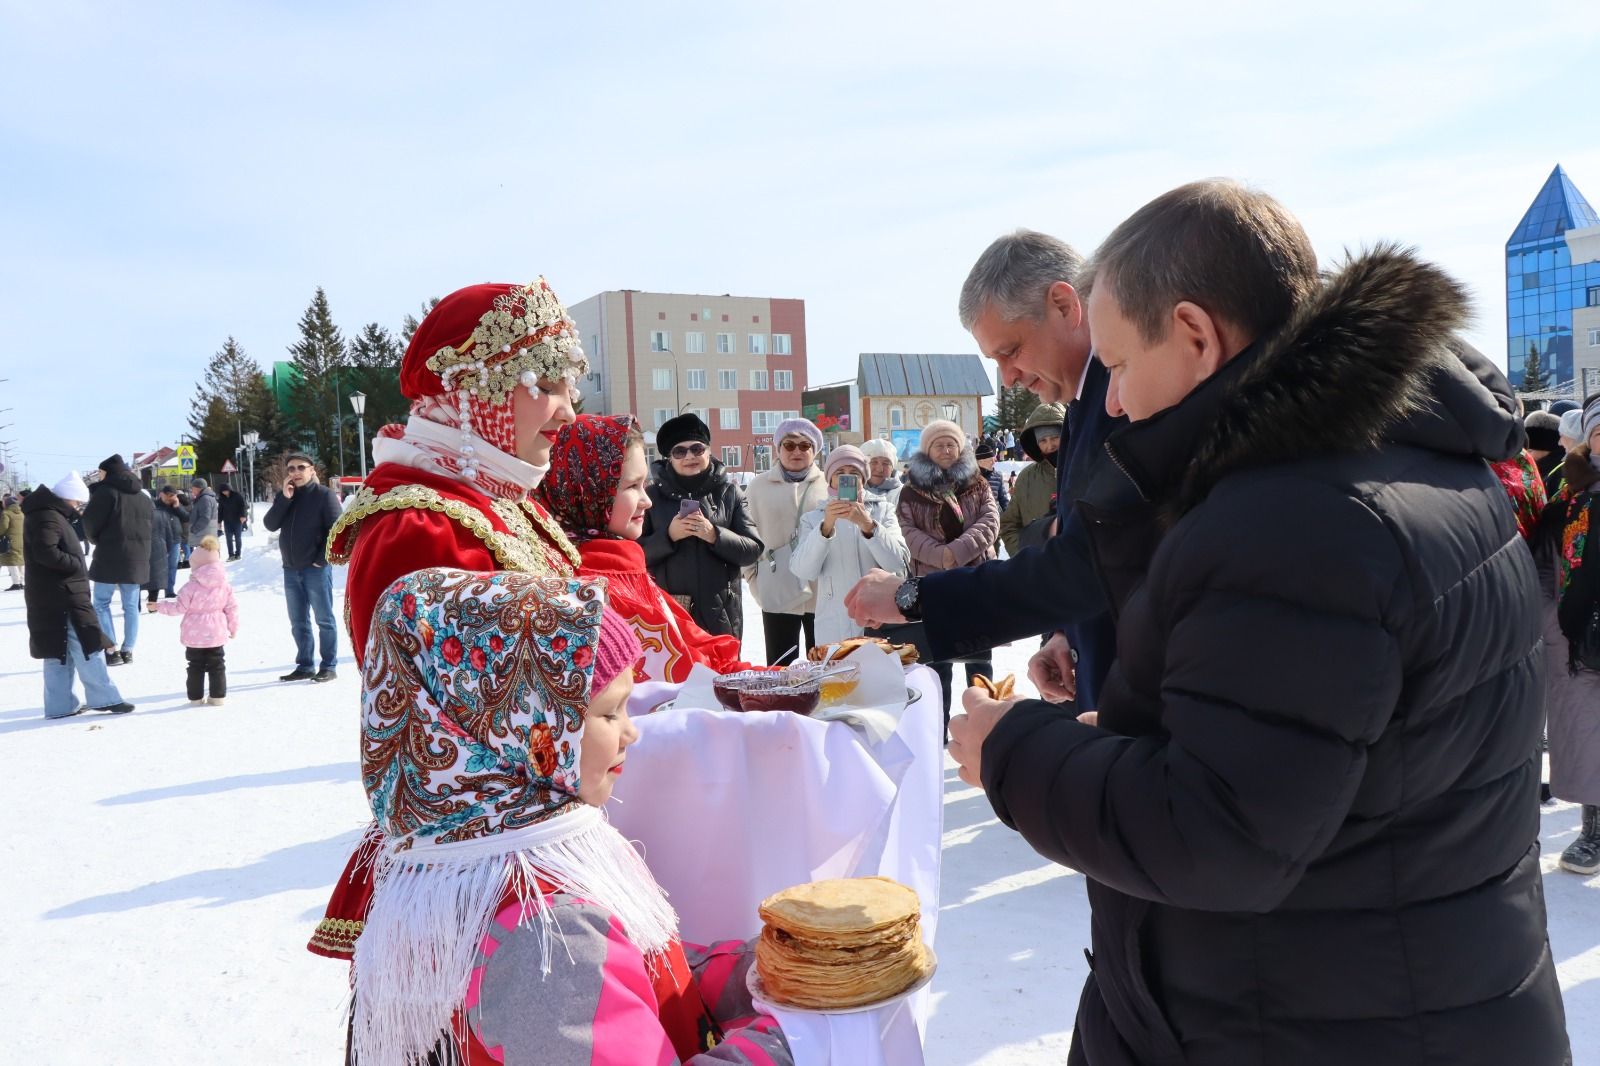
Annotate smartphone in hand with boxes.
[837,474,859,502]
[677,499,702,519]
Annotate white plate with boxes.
[747,946,938,1016]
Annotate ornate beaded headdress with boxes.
[421,278,589,480]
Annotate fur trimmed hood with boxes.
[906,449,981,495]
[1104,244,1522,517]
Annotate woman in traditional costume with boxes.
[352,567,791,1064]
[309,279,586,963]
[538,414,752,683]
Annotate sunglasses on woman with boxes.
[780,440,814,453]
[670,443,708,460]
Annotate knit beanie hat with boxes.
[1561,409,1584,445]
[98,454,126,474]
[974,441,996,460]
[593,605,644,693]
[1582,395,1600,446]
[823,444,867,482]
[52,471,89,503]
[773,417,823,455]
[919,419,964,455]
[190,544,223,568]
[861,437,898,463]
[656,412,711,456]
[1524,411,1561,452]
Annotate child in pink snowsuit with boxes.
[151,535,239,705]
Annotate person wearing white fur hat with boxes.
[22,473,133,717]
[860,437,902,510]
[744,417,827,663]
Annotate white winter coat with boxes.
[788,496,910,645]
[743,466,828,615]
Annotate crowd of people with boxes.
[14,179,1593,1063]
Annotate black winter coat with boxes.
[640,458,763,639]
[83,461,152,586]
[22,487,105,661]
[984,249,1568,1066]
[217,488,248,525]
[148,495,183,591]
[263,482,342,569]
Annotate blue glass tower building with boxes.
[1507,165,1600,388]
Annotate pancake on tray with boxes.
[754,876,933,1010]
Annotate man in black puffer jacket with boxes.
[82,454,152,665]
[950,181,1568,1065]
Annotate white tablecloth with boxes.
[612,665,945,1066]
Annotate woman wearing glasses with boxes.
[640,413,763,642]
[743,417,828,664]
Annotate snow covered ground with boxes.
[3,518,1598,1063]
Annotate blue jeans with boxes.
[163,542,180,594]
[42,623,123,717]
[223,521,243,558]
[93,582,141,651]
[284,564,337,671]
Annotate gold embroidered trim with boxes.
[491,498,582,574]
[309,917,364,956]
[325,484,548,575]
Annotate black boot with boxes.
[1560,804,1600,875]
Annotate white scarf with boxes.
[370,415,550,499]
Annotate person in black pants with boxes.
[217,484,248,560]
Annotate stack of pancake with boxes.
[755,876,933,1010]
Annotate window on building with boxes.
[716,332,735,354]
[752,410,780,434]
[654,408,674,429]
[719,407,740,429]
[718,369,737,390]
[750,369,768,391]
[1590,328,1600,347]
[773,370,793,391]
[784,410,799,421]
[753,445,772,473]
[650,330,672,352]
[652,368,672,391]
[722,446,742,468]
[686,369,707,391]
[1589,286,1600,308]
[773,333,792,355]
[685,331,706,354]
[749,333,767,355]
[889,404,905,429]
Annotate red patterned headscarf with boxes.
[539,414,641,544]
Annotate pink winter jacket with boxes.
[155,560,239,648]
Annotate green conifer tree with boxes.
[286,288,349,471]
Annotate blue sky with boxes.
[3,1,1598,484]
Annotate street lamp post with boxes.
[941,400,960,437]
[242,430,259,508]
[349,391,368,482]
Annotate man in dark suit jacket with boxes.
[847,229,1129,711]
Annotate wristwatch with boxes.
[894,577,922,622]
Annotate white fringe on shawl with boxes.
[350,802,678,1066]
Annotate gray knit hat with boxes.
[773,417,823,455]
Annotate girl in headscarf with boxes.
[352,568,790,1065]
[311,280,586,964]
[537,414,752,683]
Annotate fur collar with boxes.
[906,450,980,494]
[1106,244,1515,517]
[1565,446,1600,494]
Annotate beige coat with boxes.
[743,465,827,614]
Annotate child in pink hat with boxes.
[149,535,239,705]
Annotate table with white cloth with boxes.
[611,663,946,1066]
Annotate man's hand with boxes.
[1028,632,1077,703]
[281,480,296,499]
[845,568,905,627]
[948,684,1018,788]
